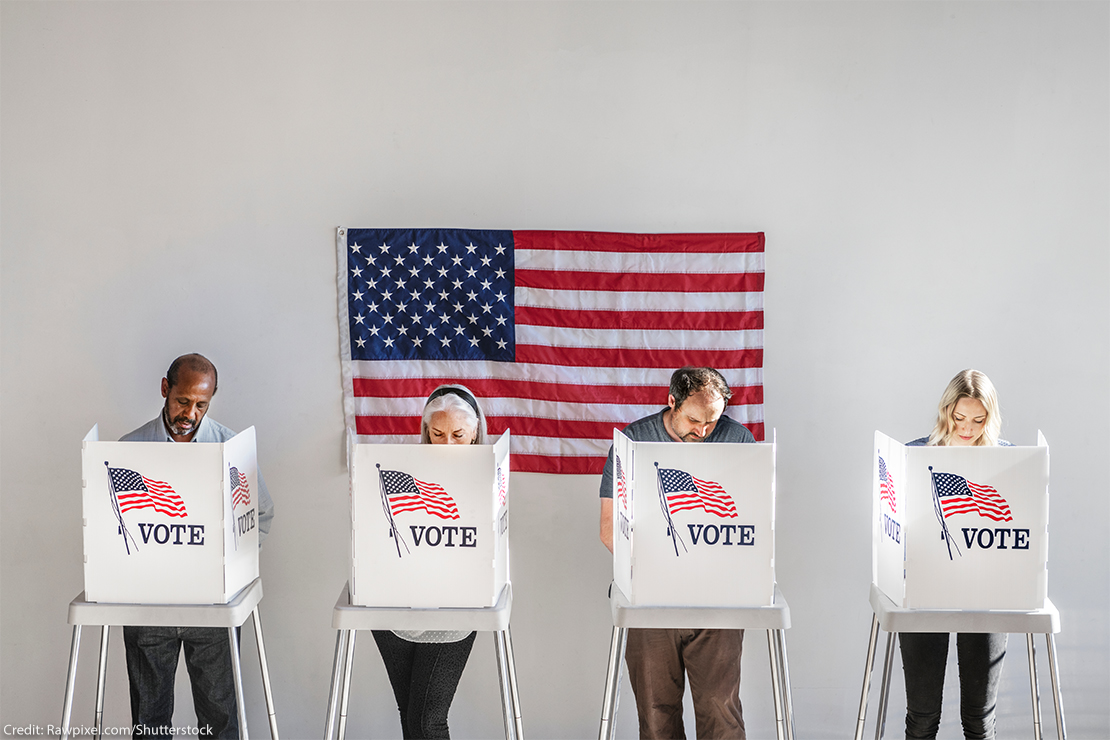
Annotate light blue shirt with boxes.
[120,414,274,542]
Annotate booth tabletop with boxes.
[67,578,263,628]
[869,583,1060,634]
[332,581,513,632]
[610,583,791,630]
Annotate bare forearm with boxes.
[600,498,614,553]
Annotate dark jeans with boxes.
[900,632,1008,740]
[372,630,477,739]
[624,627,746,740]
[123,626,238,739]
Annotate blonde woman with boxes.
[372,384,486,739]
[901,369,1010,740]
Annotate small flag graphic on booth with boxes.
[878,454,897,513]
[657,467,738,518]
[380,469,461,520]
[615,454,629,512]
[496,467,508,507]
[932,471,1013,522]
[107,466,188,517]
[229,466,251,508]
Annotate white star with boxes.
[465,242,477,254]
[440,337,451,347]
[369,326,380,336]
[465,267,477,278]
[412,336,423,347]
[410,312,421,323]
[356,337,366,348]
[452,302,464,313]
[366,255,377,266]
[426,324,437,335]
[467,314,478,324]
[394,255,405,266]
[439,313,450,323]
[481,303,492,314]
[424,301,436,312]
[380,267,391,278]
[395,280,406,290]
[350,242,362,253]
[396,302,406,313]
[423,255,434,266]
[466,291,478,301]
[367,278,378,290]
[454,326,465,336]
[451,256,463,266]
[397,325,409,335]
[481,326,492,337]
[496,315,507,326]
[383,337,394,348]
[480,279,491,290]
[351,267,363,277]
[480,256,491,267]
[379,242,390,253]
[495,244,506,255]
[424,279,435,290]
[409,267,420,278]
[496,339,507,350]
[469,337,480,347]
[381,290,392,302]
[495,291,507,302]
[367,302,379,313]
[495,268,505,279]
[351,290,364,301]
[452,279,463,290]
[410,290,420,301]
[437,243,448,253]
[437,267,448,278]
[382,314,394,324]
[408,242,419,254]
[438,290,449,301]
[354,314,365,324]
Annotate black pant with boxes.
[372,630,476,739]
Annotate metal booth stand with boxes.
[855,583,1066,740]
[323,581,523,740]
[598,583,795,740]
[59,577,279,740]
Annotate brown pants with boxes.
[625,628,746,740]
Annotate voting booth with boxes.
[80,424,261,605]
[611,430,776,607]
[349,431,510,608]
[872,431,1050,611]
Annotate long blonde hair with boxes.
[927,369,1001,447]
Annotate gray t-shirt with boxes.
[599,409,756,498]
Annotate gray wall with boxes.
[2,2,1107,738]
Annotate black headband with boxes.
[426,386,481,419]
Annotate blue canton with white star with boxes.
[346,229,515,361]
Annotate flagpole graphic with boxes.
[654,462,687,557]
[929,465,961,560]
[377,464,409,557]
[104,461,138,555]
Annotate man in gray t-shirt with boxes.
[599,367,754,740]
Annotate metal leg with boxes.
[855,614,881,740]
[775,629,795,740]
[323,630,349,740]
[337,630,357,740]
[874,632,897,740]
[60,625,82,740]
[503,627,525,740]
[494,631,515,740]
[597,626,627,740]
[229,626,249,740]
[94,626,110,736]
[251,608,279,740]
[767,630,786,740]
[1028,633,1043,740]
[1046,633,1067,740]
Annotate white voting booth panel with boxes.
[81,425,260,604]
[873,431,1049,610]
[350,431,510,608]
[612,430,775,607]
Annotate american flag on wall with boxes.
[338,228,764,474]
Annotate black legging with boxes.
[372,630,477,739]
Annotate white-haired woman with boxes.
[372,384,486,739]
[901,369,1010,740]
